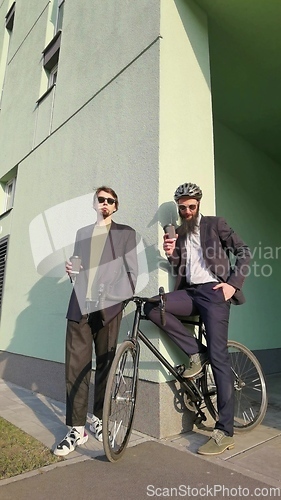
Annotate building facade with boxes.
[0,0,280,438]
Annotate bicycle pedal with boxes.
[194,414,207,426]
[186,371,204,382]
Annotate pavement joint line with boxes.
[223,431,281,460]
[204,455,281,489]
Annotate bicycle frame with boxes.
[127,297,205,406]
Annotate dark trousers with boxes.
[144,283,234,436]
[65,311,122,426]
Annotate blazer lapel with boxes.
[199,215,207,257]
[177,233,187,269]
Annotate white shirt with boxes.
[185,214,218,285]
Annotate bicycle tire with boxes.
[102,340,138,462]
[201,340,268,432]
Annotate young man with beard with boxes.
[144,182,251,456]
[54,186,138,456]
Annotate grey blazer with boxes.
[66,221,138,324]
[169,216,251,305]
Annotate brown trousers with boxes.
[65,311,122,426]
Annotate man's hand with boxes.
[65,260,73,276]
[163,233,178,257]
[213,282,236,301]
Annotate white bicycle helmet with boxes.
[174,182,202,201]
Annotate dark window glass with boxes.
[0,237,8,316]
[5,2,16,31]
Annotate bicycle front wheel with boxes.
[102,340,138,462]
[202,340,268,432]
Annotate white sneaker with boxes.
[89,415,103,442]
[53,427,88,456]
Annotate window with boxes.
[48,64,58,88]
[0,237,8,315]
[38,0,64,101]
[3,177,16,212]
[43,29,61,71]
[42,29,61,88]
[0,167,17,214]
[55,0,65,33]
[1,3,16,109]
[37,32,61,103]
[5,2,16,31]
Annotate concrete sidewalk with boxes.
[0,374,280,497]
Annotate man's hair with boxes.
[94,186,119,211]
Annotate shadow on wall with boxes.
[147,201,179,230]
[0,275,72,444]
[144,201,179,290]
[0,275,69,390]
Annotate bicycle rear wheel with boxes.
[102,340,138,462]
[202,340,268,432]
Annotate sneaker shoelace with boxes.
[68,428,82,444]
[58,429,79,449]
[91,417,115,445]
[91,417,102,437]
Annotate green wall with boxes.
[214,121,281,350]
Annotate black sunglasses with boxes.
[97,196,116,205]
[178,203,198,212]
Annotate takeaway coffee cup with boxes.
[69,255,81,275]
[163,224,176,240]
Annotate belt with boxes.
[185,281,217,289]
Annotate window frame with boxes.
[3,177,16,212]
[48,63,58,89]
[42,29,62,71]
[55,0,65,33]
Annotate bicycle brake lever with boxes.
[159,286,166,304]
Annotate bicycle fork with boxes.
[114,343,140,404]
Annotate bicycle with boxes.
[102,289,268,462]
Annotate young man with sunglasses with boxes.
[144,182,251,456]
[54,186,138,456]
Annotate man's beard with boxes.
[100,207,110,218]
[178,207,199,236]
